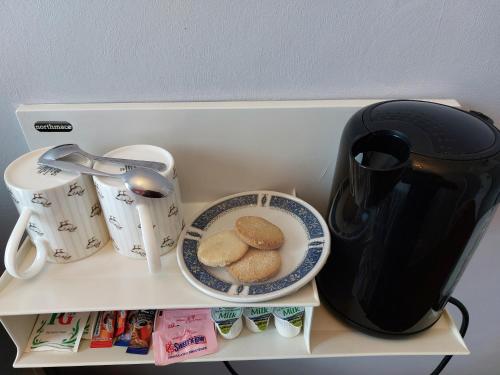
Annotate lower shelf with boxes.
[7,304,468,368]
[14,324,308,368]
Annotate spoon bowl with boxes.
[124,167,173,198]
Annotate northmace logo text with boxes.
[34,121,73,132]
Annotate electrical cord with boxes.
[222,297,469,375]
[430,296,469,375]
[223,360,239,375]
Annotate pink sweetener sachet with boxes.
[153,308,218,366]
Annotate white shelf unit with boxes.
[0,99,470,368]
[0,202,468,368]
[0,201,321,367]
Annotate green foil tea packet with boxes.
[26,312,90,352]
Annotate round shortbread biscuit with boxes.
[227,248,281,283]
[197,230,249,267]
[235,216,285,250]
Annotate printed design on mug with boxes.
[172,167,178,179]
[137,223,156,229]
[58,220,78,232]
[86,236,101,249]
[31,193,52,207]
[67,182,85,197]
[37,164,62,176]
[161,236,175,248]
[181,220,186,231]
[53,249,71,261]
[109,216,123,229]
[120,165,135,172]
[28,222,44,236]
[95,183,104,199]
[7,188,20,204]
[90,202,102,217]
[131,244,146,257]
[116,190,134,205]
[111,238,120,251]
[168,204,179,217]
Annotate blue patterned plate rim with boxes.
[176,190,331,303]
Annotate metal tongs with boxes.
[38,144,173,198]
[40,144,167,172]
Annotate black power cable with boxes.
[222,297,469,375]
[430,296,469,375]
[224,360,239,375]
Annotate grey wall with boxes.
[1,1,500,374]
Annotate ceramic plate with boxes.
[176,191,330,302]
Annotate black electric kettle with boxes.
[317,100,500,335]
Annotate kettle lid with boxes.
[362,100,500,160]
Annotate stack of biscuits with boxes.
[197,216,285,283]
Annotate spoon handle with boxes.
[91,155,167,172]
[38,158,116,178]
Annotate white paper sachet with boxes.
[82,312,98,340]
[25,312,90,352]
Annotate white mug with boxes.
[4,147,110,279]
[93,145,183,273]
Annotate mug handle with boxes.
[4,207,48,279]
[136,201,161,274]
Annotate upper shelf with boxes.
[0,202,320,316]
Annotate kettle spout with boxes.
[349,131,410,208]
